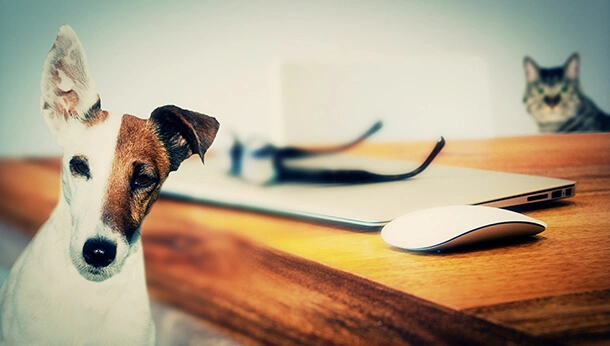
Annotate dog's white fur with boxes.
[0,25,218,345]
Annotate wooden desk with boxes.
[1,133,609,345]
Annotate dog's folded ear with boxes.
[40,25,104,144]
[149,105,220,171]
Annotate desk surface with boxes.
[0,133,609,345]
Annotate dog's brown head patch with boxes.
[102,106,219,242]
[102,114,170,241]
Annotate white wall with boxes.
[1,0,609,156]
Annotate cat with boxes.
[522,53,610,133]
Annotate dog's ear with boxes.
[149,105,220,172]
[40,25,104,144]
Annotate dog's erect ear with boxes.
[149,105,220,172]
[40,25,104,142]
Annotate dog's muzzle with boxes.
[83,238,117,268]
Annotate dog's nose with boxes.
[83,238,117,268]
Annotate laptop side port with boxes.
[527,193,549,202]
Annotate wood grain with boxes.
[1,133,609,344]
[144,222,553,345]
[0,158,59,233]
[466,289,610,345]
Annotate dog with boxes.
[0,25,219,345]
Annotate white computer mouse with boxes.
[381,205,546,252]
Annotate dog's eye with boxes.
[70,157,90,179]
[132,173,155,189]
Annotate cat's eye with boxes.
[561,85,569,93]
[70,156,91,179]
[537,87,544,95]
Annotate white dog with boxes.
[0,25,219,345]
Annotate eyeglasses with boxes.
[228,121,445,185]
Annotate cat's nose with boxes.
[543,95,561,108]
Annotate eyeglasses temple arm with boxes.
[276,136,445,184]
[402,136,445,178]
[275,120,383,159]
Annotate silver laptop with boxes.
[160,154,575,229]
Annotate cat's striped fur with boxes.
[523,53,610,133]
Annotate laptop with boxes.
[160,153,575,229]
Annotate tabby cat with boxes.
[523,53,610,133]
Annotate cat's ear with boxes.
[564,53,579,80]
[523,57,539,82]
